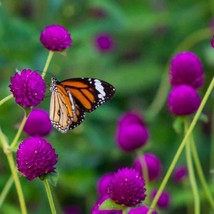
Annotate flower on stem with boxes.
[128,205,157,214]
[116,112,149,152]
[107,168,146,207]
[16,137,58,180]
[169,52,204,89]
[172,166,188,183]
[40,24,72,51]
[24,108,52,136]
[167,85,201,116]
[150,189,171,209]
[9,69,46,108]
[97,173,113,197]
[133,153,162,182]
[94,33,115,53]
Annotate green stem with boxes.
[42,51,54,79]
[0,128,27,214]
[210,99,214,176]
[0,175,13,208]
[0,94,13,107]
[10,111,28,150]
[146,28,212,120]
[7,152,27,214]
[191,134,214,209]
[43,179,56,214]
[148,77,214,214]
[184,118,200,214]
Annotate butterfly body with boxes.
[49,77,115,133]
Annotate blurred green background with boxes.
[0,0,213,213]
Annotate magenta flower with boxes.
[40,24,72,51]
[9,69,46,108]
[169,52,204,89]
[63,205,81,214]
[92,195,122,214]
[97,173,113,197]
[24,108,52,136]
[95,33,115,53]
[116,112,149,152]
[168,85,201,116]
[172,166,188,183]
[128,205,157,214]
[150,189,171,209]
[133,153,162,181]
[107,168,146,207]
[16,137,58,180]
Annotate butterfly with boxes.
[49,77,116,133]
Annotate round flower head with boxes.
[40,24,72,51]
[150,189,171,209]
[169,52,204,88]
[92,195,122,214]
[97,173,113,197]
[128,205,157,214]
[24,108,52,136]
[116,112,149,152]
[168,85,201,116]
[172,166,188,183]
[16,137,58,180]
[95,33,115,53]
[108,168,146,207]
[9,69,46,108]
[133,153,162,181]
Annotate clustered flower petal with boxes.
[150,189,171,209]
[116,112,149,152]
[172,166,188,183]
[167,85,201,116]
[97,173,113,197]
[24,108,52,136]
[133,153,162,181]
[128,205,157,214]
[107,168,146,207]
[40,24,72,51]
[92,195,122,214]
[16,137,58,180]
[95,33,115,53]
[169,52,204,89]
[9,69,46,108]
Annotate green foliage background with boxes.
[0,0,213,213]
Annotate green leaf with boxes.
[173,117,184,134]
[40,172,59,187]
[100,198,123,211]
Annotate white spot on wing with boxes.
[94,79,106,100]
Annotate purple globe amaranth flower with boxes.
[24,108,52,136]
[128,205,158,214]
[107,168,146,207]
[95,33,115,53]
[133,153,162,182]
[16,137,58,180]
[116,112,149,152]
[9,69,46,108]
[92,195,122,214]
[97,173,113,197]
[172,166,188,183]
[168,85,201,116]
[169,52,204,89]
[150,189,171,209]
[40,24,72,51]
